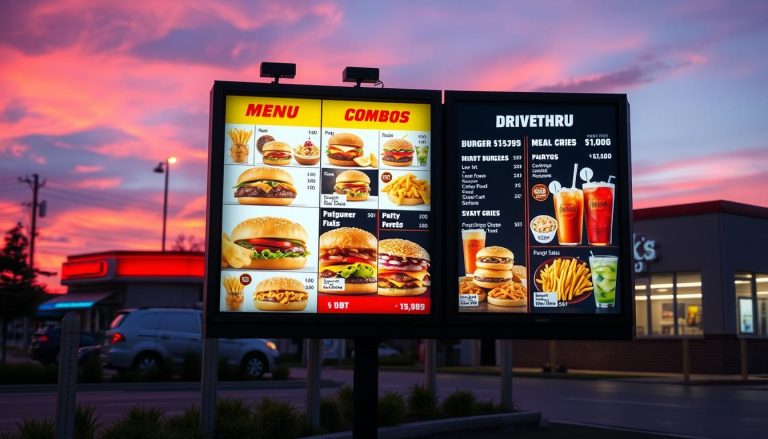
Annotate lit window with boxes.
[635,272,702,337]
[735,272,768,337]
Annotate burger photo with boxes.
[253,276,309,311]
[256,134,275,154]
[228,217,309,270]
[475,246,514,271]
[377,239,430,296]
[318,227,377,294]
[472,267,513,289]
[326,133,364,167]
[233,166,297,206]
[334,170,370,202]
[381,138,414,167]
[262,140,292,166]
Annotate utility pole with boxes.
[19,174,46,269]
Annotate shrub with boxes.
[378,391,407,427]
[74,404,100,439]
[407,384,437,420]
[79,356,103,383]
[180,352,201,381]
[252,398,299,439]
[335,385,354,425]
[216,398,256,439]
[271,364,290,381]
[440,390,477,418]
[100,406,165,439]
[475,399,504,415]
[15,418,54,439]
[164,406,200,439]
[319,397,344,433]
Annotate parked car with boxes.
[28,325,99,365]
[100,307,279,378]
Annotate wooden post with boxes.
[500,340,513,412]
[424,339,437,396]
[548,340,557,373]
[740,338,749,382]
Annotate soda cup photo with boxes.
[553,187,583,245]
[589,255,617,308]
[583,181,615,246]
[461,229,486,276]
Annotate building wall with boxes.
[123,283,202,308]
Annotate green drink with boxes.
[589,255,617,308]
[416,145,429,166]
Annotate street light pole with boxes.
[162,159,169,252]
[154,157,176,252]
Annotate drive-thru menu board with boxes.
[218,94,434,315]
[449,93,630,316]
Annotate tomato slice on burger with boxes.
[246,238,296,248]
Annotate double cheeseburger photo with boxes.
[381,138,414,167]
[472,246,515,289]
[326,133,365,166]
[253,276,309,312]
[227,217,309,270]
[377,239,430,296]
[233,167,297,206]
[318,227,377,294]
[334,170,370,202]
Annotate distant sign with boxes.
[633,233,657,273]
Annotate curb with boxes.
[0,379,341,394]
[302,411,541,439]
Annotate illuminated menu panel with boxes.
[219,96,433,315]
[454,100,622,315]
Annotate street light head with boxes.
[153,162,164,173]
[168,156,177,165]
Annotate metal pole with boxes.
[162,160,169,252]
[424,339,436,395]
[500,339,513,412]
[30,174,39,268]
[200,337,219,439]
[353,338,378,439]
[55,313,80,439]
[740,338,749,381]
[682,338,690,383]
[306,339,322,430]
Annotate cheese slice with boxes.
[329,145,360,153]
[386,278,423,288]
[379,270,429,281]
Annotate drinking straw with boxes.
[571,163,579,188]
[608,175,615,184]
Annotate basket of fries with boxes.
[228,128,252,163]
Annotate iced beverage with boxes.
[590,255,617,308]
[583,182,615,246]
[461,229,486,275]
[553,188,583,245]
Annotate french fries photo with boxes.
[222,275,245,311]
[381,173,431,205]
[228,128,252,163]
[535,257,593,302]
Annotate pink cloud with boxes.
[73,165,103,173]
[70,178,123,189]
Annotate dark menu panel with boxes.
[454,100,622,315]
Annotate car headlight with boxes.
[265,341,278,351]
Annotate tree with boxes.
[171,233,203,252]
[0,223,47,364]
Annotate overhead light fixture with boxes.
[260,62,296,84]
[342,66,380,87]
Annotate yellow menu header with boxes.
[225,96,321,126]
[323,100,430,131]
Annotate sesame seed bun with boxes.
[335,170,371,184]
[475,246,514,270]
[262,141,291,152]
[319,227,377,251]
[378,239,429,261]
[328,133,364,148]
[382,138,414,152]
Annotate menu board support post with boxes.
[353,338,378,439]
[306,338,322,430]
[500,339,514,412]
[199,337,219,439]
[424,339,437,395]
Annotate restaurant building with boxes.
[494,200,768,374]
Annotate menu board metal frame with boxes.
[204,81,444,339]
[443,91,634,340]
